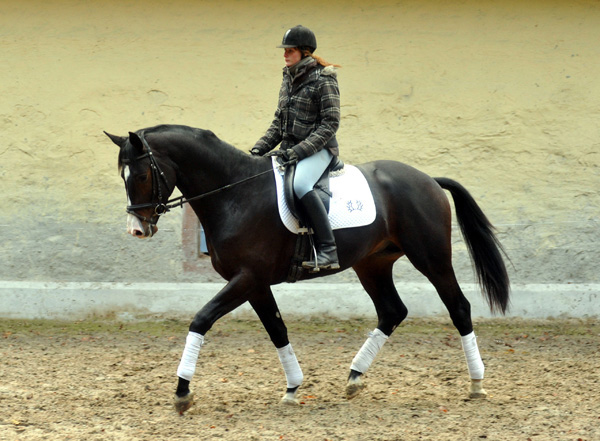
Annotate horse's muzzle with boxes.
[127,213,158,238]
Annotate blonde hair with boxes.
[301,49,341,68]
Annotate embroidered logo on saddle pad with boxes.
[271,158,376,234]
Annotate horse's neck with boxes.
[168,132,264,210]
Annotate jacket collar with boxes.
[284,56,317,82]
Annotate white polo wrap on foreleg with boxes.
[350,328,389,374]
[177,332,205,381]
[277,344,303,389]
[461,331,485,379]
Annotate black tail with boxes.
[435,177,510,314]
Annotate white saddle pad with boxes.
[271,157,376,234]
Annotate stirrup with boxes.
[303,244,320,272]
[302,246,340,272]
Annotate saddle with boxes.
[282,155,345,227]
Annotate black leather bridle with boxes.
[121,133,171,227]
[122,132,281,227]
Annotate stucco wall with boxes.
[0,0,598,287]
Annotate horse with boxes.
[105,124,510,414]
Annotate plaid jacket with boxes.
[253,58,340,159]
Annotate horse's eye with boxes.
[136,173,149,183]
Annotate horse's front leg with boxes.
[174,275,251,414]
[249,288,303,405]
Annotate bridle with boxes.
[122,132,280,227]
[121,134,171,227]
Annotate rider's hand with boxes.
[283,148,299,164]
[250,148,262,156]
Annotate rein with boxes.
[163,168,274,211]
[124,133,282,224]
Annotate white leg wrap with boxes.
[177,332,204,381]
[461,331,485,380]
[277,344,303,389]
[350,328,389,374]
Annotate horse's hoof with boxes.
[469,390,488,399]
[281,392,300,405]
[468,380,487,399]
[174,391,194,415]
[346,378,365,399]
[280,388,300,405]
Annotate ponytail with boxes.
[300,48,341,68]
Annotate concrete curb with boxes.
[1,281,599,320]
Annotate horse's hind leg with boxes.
[347,256,408,399]
[249,288,303,405]
[403,227,487,399]
[433,274,487,398]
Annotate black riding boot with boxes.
[299,190,340,271]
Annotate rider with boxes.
[251,25,341,271]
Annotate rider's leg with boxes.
[293,149,340,271]
[292,148,333,198]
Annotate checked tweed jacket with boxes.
[253,57,340,160]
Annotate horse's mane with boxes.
[141,124,205,139]
[141,124,241,155]
[123,124,255,181]
[116,124,244,165]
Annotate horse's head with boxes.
[105,130,176,238]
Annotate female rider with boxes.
[251,25,341,271]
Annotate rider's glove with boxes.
[283,148,299,164]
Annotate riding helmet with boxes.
[277,25,317,52]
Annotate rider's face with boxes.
[284,48,302,67]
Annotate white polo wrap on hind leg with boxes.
[461,331,485,379]
[177,332,205,381]
[350,328,389,373]
[277,344,303,389]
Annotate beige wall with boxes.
[1,0,598,283]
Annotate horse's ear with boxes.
[128,131,145,152]
[104,131,126,148]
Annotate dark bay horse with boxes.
[105,124,509,414]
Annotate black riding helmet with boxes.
[277,25,317,53]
